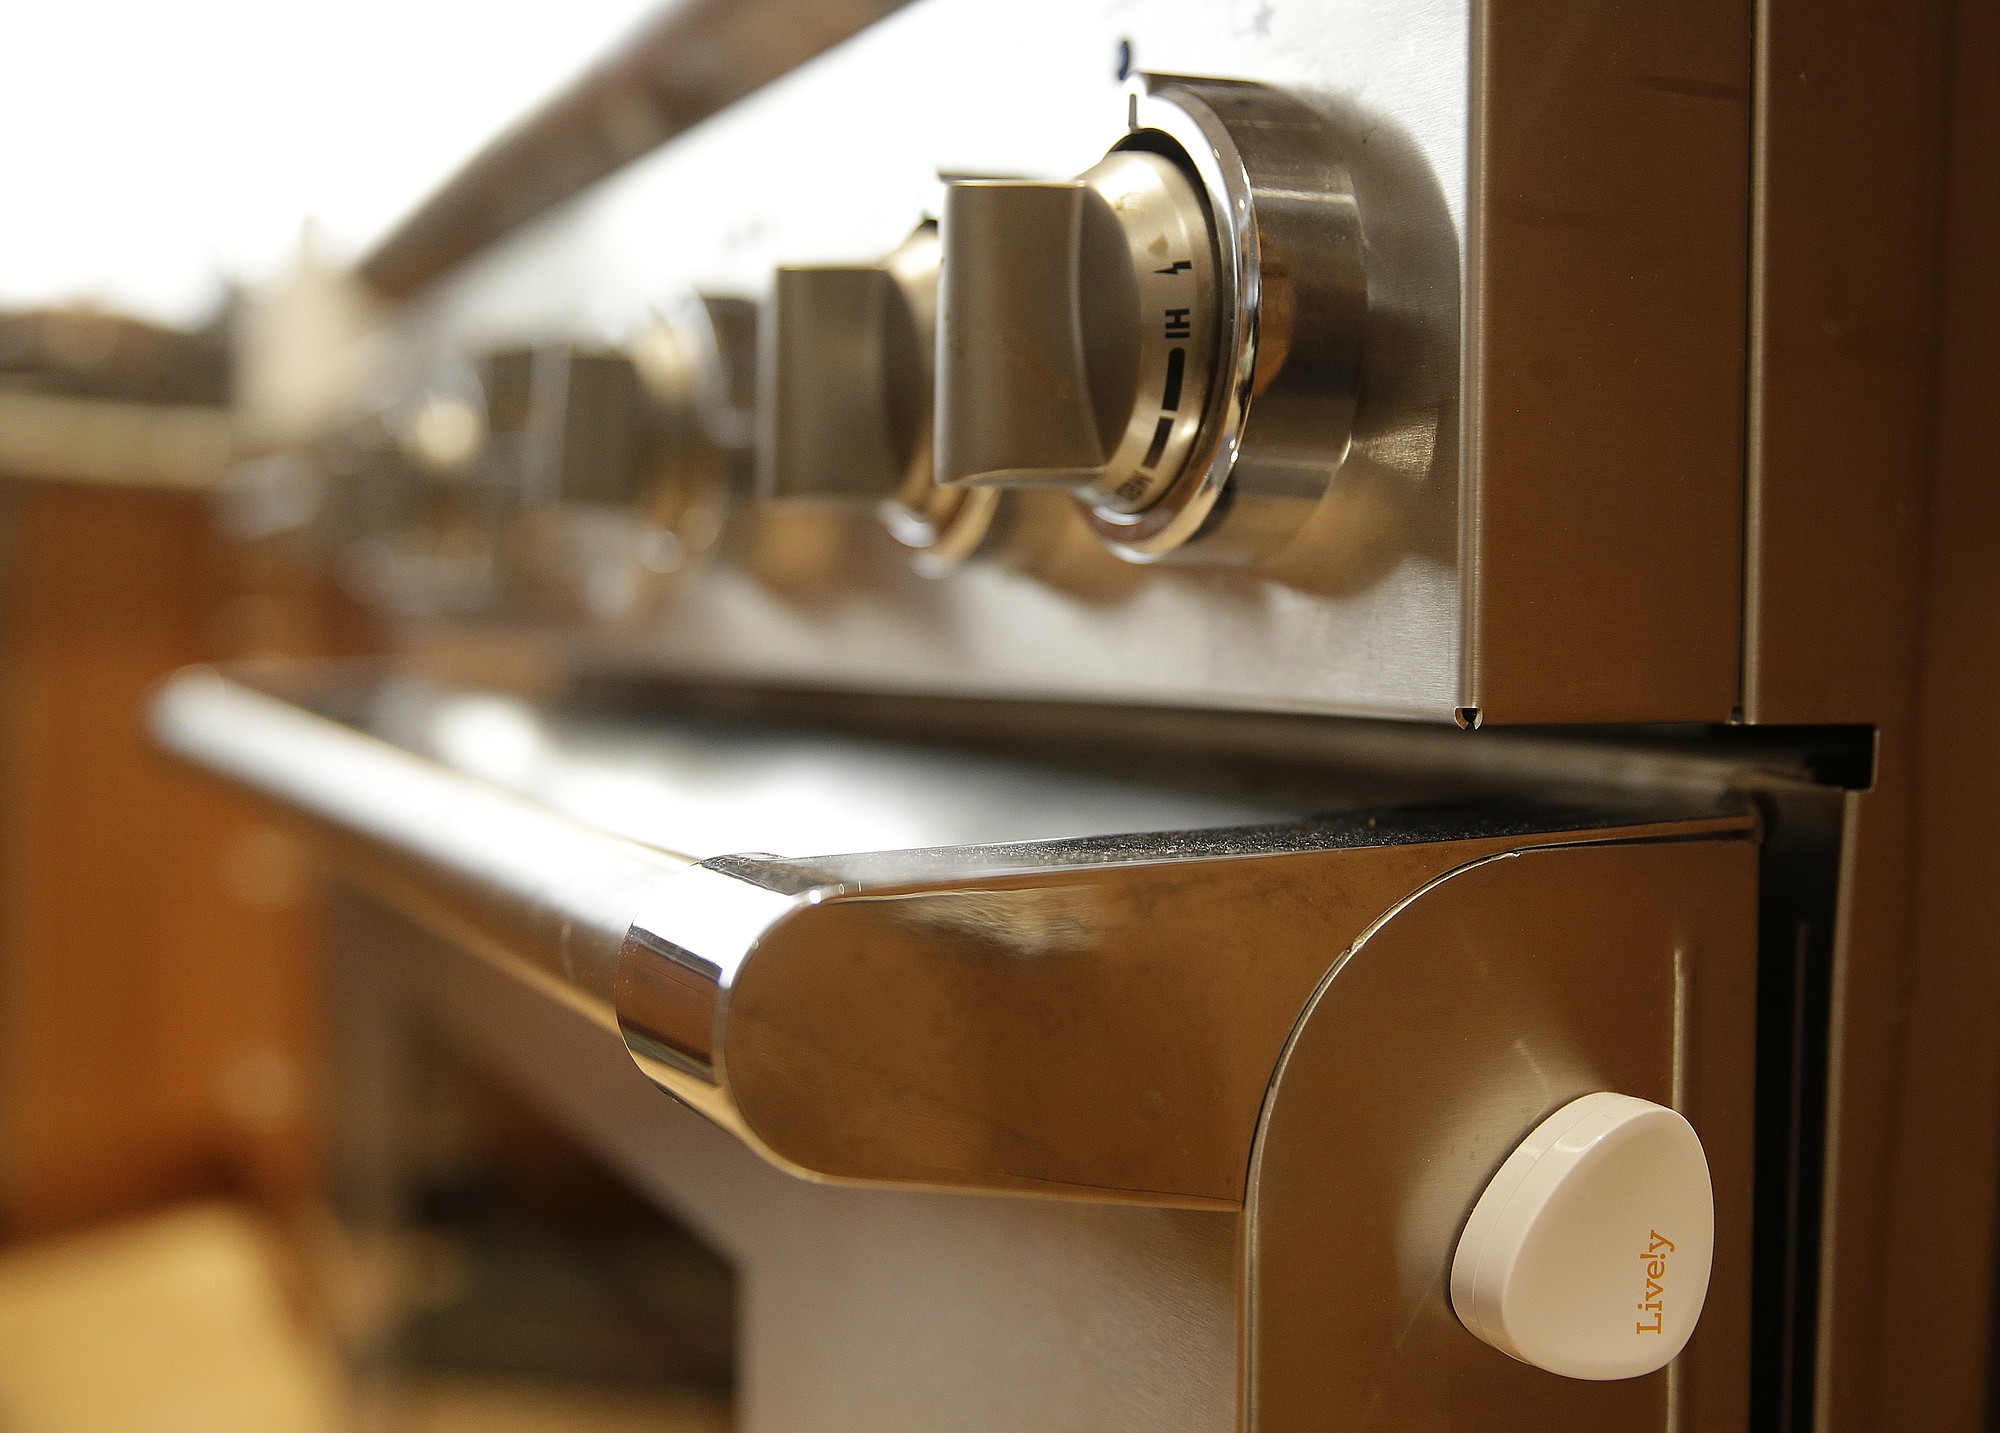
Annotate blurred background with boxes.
[0,4,736,1428]
[4,0,665,327]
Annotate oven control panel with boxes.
[932,75,1363,566]
[273,0,1750,727]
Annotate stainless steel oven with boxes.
[157,1,1998,1429]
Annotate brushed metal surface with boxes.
[1463,0,1751,724]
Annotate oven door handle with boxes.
[152,666,689,1009]
[153,665,1751,1208]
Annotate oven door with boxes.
[155,664,1761,1433]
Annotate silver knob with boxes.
[510,296,756,620]
[937,150,1217,515]
[765,268,924,503]
[631,293,759,473]
[761,223,997,573]
[524,346,647,506]
[936,74,1366,566]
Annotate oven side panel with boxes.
[1463,0,1752,725]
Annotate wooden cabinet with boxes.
[0,481,358,1236]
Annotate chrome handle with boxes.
[613,805,1751,1206]
[152,667,1753,1210]
[151,668,690,1008]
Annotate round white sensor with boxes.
[1449,1091,1714,1381]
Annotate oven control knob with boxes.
[762,222,998,573]
[1449,1092,1715,1381]
[936,73,1364,565]
[630,293,760,497]
[511,295,756,619]
[295,361,512,618]
[937,150,1216,512]
[522,345,649,506]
